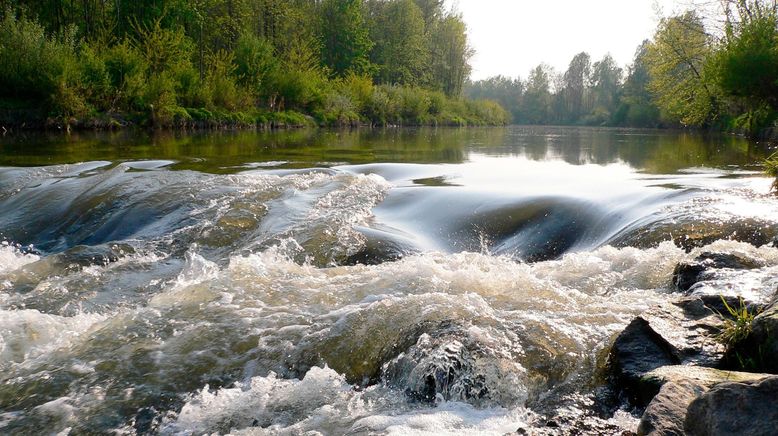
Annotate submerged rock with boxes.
[685,376,778,436]
[672,252,763,292]
[383,325,527,406]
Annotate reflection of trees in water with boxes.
[474,126,766,173]
[0,127,769,173]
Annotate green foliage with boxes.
[204,49,243,110]
[103,40,149,109]
[427,14,472,97]
[368,0,427,85]
[0,11,76,100]
[0,1,502,128]
[645,12,720,127]
[716,296,759,350]
[143,73,180,126]
[716,2,778,108]
[319,0,374,76]
[234,33,278,93]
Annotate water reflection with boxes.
[0,126,769,173]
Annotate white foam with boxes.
[0,309,107,368]
[163,366,535,436]
[0,244,39,275]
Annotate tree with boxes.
[413,0,445,26]
[561,52,591,122]
[319,0,374,76]
[645,11,720,127]
[715,0,778,109]
[523,64,552,124]
[465,75,523,122]
[618,40,661,127]
[368,0,427,85]
[428,13,472,97]
[589,54,622,122]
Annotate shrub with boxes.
[142,73,179,126]
[399,87,431,123]
[103,40,149,110]
[77,43,112,111]
[320,91,359,126]
[204,49,242,110]
[268,67,327,112]
[234,33,278,94]
[335,72,373,112]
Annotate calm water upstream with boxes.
[1,126,777,434]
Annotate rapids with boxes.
[0,126,777,434]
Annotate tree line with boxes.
[466,0,778,137]
[0,0,508,128]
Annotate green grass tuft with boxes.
[716,295,760,349]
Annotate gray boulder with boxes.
[638,380,706,436]
[685,376,778,436]
[608,302,727,405]
[637,366,771,436]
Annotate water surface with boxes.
[1,126,777,434]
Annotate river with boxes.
[1,126,777,434]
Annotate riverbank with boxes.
[0,102,508,133]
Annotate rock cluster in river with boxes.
[606,251,778,436]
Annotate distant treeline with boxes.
[0,0,508,129]
[466,0,778,137]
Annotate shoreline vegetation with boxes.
[0,1,508,132]
[2,1,777,141]
[466,1,778,141]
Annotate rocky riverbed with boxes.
[605,249,778,436]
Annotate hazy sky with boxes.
[453,0,685,80]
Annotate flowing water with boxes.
[0,126,777,435]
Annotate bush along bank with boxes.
[0,8,508,132]
[602,247,778,436]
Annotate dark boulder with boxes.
[608,317,682,406]
[685,376,778,436]
[608,303,728,406]
[672,252,763,292]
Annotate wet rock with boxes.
[383,325,526,406]
[684,376,778,436]
[608,317,681,406]
[638,380,706,436]
[639,365,771,396]
[614,219,778,252]
[672,252,763,292]
[637,367,770,436]
[608,304,727,406]
[674,295,763,320]
[671,221,777,252]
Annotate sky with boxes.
[452,0,686,80]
